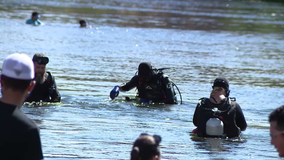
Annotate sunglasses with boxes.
[270,131,284,140]
[33,57,49,65]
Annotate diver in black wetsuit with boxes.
[25,54,61,103]
[193,77,247,138]
[110,62,177,104]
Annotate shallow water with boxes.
[0,0,284,159]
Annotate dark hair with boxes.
[79,20,86,24]
[79,20,88,27]
[32,12,39,17]
[269,105,284,131]
[1,75,32,92]
[131,133,162,160]
[138,62,153,78]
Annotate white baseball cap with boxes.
[1,53,34,80]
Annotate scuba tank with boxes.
[206,108,224,136]
[135,67,183,104]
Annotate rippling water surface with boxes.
[0,0,284,159]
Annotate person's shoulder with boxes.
[8,107,38,131]
[154,72,169,81]
[46,71,55,82]
[161,73,169,78]
[47,71,57,77]
[46,71,52,75]
[228,97,239,105]
[0,101,16,117]
[198,97,209,106]
[155,71,168,78]
[26,19,33,24]
[131,75,139,80]
[199,97,208,101]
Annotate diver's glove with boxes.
[110,86,120,100]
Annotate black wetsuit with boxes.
[120,73,177,104]
[0,101,44,160]
[193,97,247,138]
[25,71,61,102]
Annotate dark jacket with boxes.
[193,97,247,138]
[120,72,177,104]
[25,71,61,103]
[0,101,44,159]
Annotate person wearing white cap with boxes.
[0,53,44,159]
[25,53,61,103]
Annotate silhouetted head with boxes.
[79,20,87,28]
[269,105,284,130]
[269,105,284,157]
[138,62,153,81]
[31,12,40,21]
[131,133,162,160]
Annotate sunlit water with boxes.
[0,0,284,159]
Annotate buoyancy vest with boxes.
[137,72,166,102]
[197,97,240,138]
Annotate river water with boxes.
[0,0,284,159]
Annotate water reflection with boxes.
[191,134,246,159]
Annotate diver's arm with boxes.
[193,103,201,127]
[235,102,247,131]
[162,76,176,104]
[49,76,61,102]
[120,76,139,91]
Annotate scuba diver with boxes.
[192,77,247,138]
[25,54,61,103]
[110,62,181,104]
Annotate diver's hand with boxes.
[110,86,120,100]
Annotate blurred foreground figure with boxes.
[0,53,44,159]
[131,133,162,160]
[269,105,284,157]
